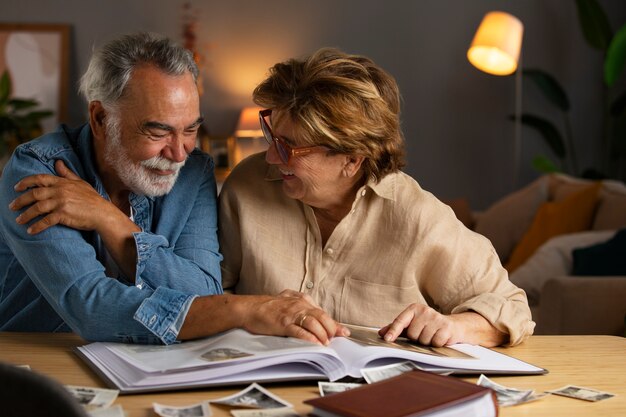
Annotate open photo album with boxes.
[75,325,546,393]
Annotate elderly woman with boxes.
[219,48,534,347]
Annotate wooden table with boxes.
[1,333,625,416]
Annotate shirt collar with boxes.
[364,173,396,201]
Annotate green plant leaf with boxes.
[24,110,54,120]
[575,0,613,50]
[0,71,11,105]
[8,98,40,111]
[515,113,567,158]
[532,155,560,173]
[611,91,626,117]
[605,24,626,87]
[523,69,570,111]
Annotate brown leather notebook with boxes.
[304,370,498,417]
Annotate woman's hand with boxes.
[378,304,507,347]
[242,292,349,346]
[179,293,350,345]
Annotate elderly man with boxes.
[0,32,344,345]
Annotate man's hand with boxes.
[378,304,507,347]
[10,160,116,234]
[9,160,141,279]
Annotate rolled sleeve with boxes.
[451,293,536,346]
[133,231,170,289]
[134,287,197,345]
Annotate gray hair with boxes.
[79,32,198,108]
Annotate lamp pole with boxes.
[513,54,522,189]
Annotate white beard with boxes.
[104,116,186,197]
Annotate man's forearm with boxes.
[177,294,247,340]
[96,208,141,282]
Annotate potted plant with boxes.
[516,0,626,180]
[0,69,53,161]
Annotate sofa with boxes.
[448,173,626,336]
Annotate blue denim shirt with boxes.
[0,124,223,344]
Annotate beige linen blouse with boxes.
[219,153,535,346]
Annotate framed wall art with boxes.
[0,23,70,132]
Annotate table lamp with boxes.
[467,11,524,186]
[233,106,267,164]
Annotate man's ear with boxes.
[89,101,107,141]
[343,155,365,178]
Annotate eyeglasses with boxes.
[259,109,328,165]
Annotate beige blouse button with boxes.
[326,248,334,255]
[305,281,314,289]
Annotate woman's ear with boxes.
[89,101,107,142]
[343,155,365,178]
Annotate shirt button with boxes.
[326,248,334,255]
[149,315,157,325]
[305,281,314,289]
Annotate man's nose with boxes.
[163,135,189,163]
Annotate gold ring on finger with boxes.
[299,314,308,327]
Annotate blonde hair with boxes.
[253,47,405,181]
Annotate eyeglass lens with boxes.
[260,113,290,164]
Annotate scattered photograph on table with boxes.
[318,381,362,396]
[548,385,616,402]
[361,361,423,384]
[201,347,253,362]
[153,401,211,417]
[65,385,118,410]
[477,374,547,407]
[230,408,301,417]
[89,404,126,417]
[211,383,291,409]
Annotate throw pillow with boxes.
[473,176,549,263]
[592,180,626,230]
[505,182,601,273]
[572,229,626,275]
[509,230,616,306]
[549,173,593,202]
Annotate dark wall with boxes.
[2,0,625,208]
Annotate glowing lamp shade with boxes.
[467,11,523,76]
[235,106,264,138]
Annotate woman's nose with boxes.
[265,141,282,165]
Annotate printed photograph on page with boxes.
[342,324,474,359]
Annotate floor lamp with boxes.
[467,11,524,187]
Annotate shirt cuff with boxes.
[133,231,170,289]
[134,287,197,345]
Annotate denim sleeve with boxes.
[0,148,193,344]
[133,154,223,296]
